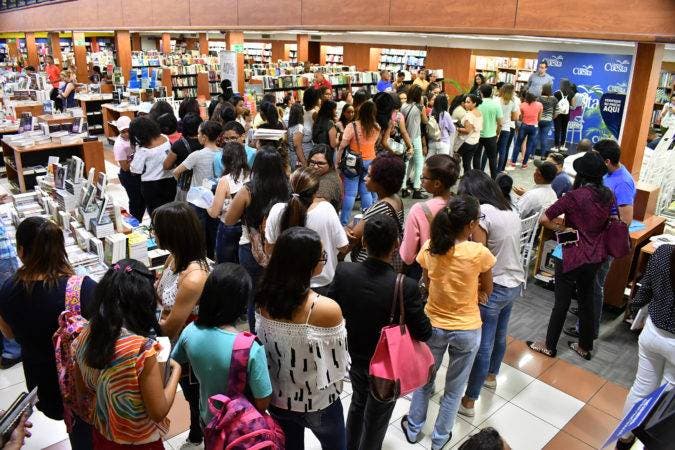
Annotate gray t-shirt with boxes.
[302,109,315,154]
[538,95,558,122]
[402,103,421,140]
[182,148,218,187]
[527,72,554,97]
[480,203,525,288]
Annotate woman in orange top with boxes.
[337,100,381,225]
[509,92,542,169]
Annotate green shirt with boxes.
[172,323,273,423]
[477,98,503,138]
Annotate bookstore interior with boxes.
[0,2,673,450]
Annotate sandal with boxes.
[400,415,417,444]
[568,341,592,360]
[526,340,557,358]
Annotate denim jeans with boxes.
[191,204,219,260]
[407,327,481,450]
[0,258,21,360]
[402,136,424,191]
[476,136,498,179]
[270,401,346,450]
[346,360,396,450]
[575,257,612,337]
[538,120,554,157]
[496,129,513,172]
[215,222,242,264]
[340,159,374,225]
[239,243,263,331]
[118,169,146,222]
[465,284,522,400]
[511,124,538,166]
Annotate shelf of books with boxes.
[377,48,427,72]
[243,43,272,65]
[322,46,344,66]
[474,56,537,87]
[652,69,675,127]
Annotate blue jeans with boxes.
[191,204,219,260]
[538,120,553,157]
[496,129,513,172]
[407,327,481,450]
[270,400,346,450]
[511,124,538,166]
[215,222,242,264]
[465,284,522,400]
[0,258,21,360]
[340,159,374,225]
[575,257,612,337]
[403,136,424,191]
[239,243,263,331]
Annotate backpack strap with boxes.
[65,275,85,315]
[226,331,257,397]
[419,201,434,227]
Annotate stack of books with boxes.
[128,231,148,265]
[104,233,128,265]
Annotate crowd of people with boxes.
[0,66,671,450]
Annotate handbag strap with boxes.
[389,273,406,325]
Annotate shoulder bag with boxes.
[368,274,435,402]
[603,202,630,258]
[339,122,363,179]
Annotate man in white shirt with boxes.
[562,138,592,178]
[514,161,559,218]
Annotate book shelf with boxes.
[323,46,344,66]
[243,43,272,65]
[474,56,537,88]
[378,48,427,72]
[652,69,675,127]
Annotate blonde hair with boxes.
[500,83,515,103]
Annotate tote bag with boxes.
[369,274,434,402]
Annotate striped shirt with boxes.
[73,325,169,444]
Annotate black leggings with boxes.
[458,142,479,175]
[554,114,570,147]
[141,178,177,218]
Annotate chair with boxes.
[566,115,584,145]
[519,210,543,290]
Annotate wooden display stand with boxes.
[37,114,75,127]
[12,102,44,118]
[101,103,138,143]
[77,94,113,136]
[1,139,105,192]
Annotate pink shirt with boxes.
[399,197,447,264]
[520,101,543,126]
[113,137,133,164]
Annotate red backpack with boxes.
[53,275,93,430]
[204,332,284,450]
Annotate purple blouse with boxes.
[544,186,611,273]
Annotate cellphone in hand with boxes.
[556,229,579,245]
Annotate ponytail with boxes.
[429,194,480,255]
[279,168,320,233]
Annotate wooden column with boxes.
[90,37,99,53]
[114,30,132,85]
[131,33,142,51]
[49,32,63,67]
[225,31,245,94]
[24,32,39,68]
[161,33,171,54]
[620,43,665,177]
[71,32,88,82]
[271,41,285,62]
[198,33,209,55]
[296,34,309,63]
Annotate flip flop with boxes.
[568,341,592,360]
[400,415,417,444]
[526,340,557,358]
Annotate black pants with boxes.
[191,204,219,260]
[141,178,177,218]
[179,363,203,444]
[346,360,396,450]
[546,259,600,352]
[458,142,479,175]
[553,114,570,148]
[477,136,498,179]
[118,170,146,222]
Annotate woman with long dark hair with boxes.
[337,99,381,225]
[428,93,456,157]
[153,202,210,449]
[255,227,349,450]
[265,167,349,295]
[456,94,483,174]
[308,144,342,212]
[0,217,96,448]
[470,73,486,96]
[527,151,612,360]
[129,116,177,216]
[373,91,412,159]
[312,100,339,150]
[73,259,181,449]
[456,170,524,417]
[208,142,251,264]
[287,103,306,168]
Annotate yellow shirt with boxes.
[413,78,430,92]
[417,240,496,331]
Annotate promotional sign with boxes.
[218,50,239,94]
[538,51,633,143]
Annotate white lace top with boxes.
[156,263,204,315]
[255,300,349,412]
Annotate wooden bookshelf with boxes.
[473,55,537,88]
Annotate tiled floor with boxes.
[1,338,641,450]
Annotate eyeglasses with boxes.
[308,159,328,167]
[420,175,436,181]
[477,214,486,221]
[319,250,328,265]
[220,136,240,142]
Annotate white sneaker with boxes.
[551,146,559,151]
[458,402,475,417]
[179,440,203,450]
[483,379,497,389]
[560,146,568,151]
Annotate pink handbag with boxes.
[368,274,435,402]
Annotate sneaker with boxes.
[483,379,497,389]
[564,326,580,338]
[551,146,559,151]
[506,163,516,171]
[400,188,411,198]
[179,440,203,449]
[560,146,568,151]
[458,403,475,418]
[412,190,429,200]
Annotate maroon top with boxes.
[545,186,611,273]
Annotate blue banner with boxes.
[538,51,633,144]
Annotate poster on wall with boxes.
[537,51,632,144]
[218,50,239,94]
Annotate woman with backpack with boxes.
[312,100,340,151]
[427,93,456,157]
[73,259,182,449]
[172,263,273,425]
[255,227,349,450]
[153,202,210,449]
[553,79,574,151]
[0,217,96,449]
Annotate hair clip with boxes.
[445,206,452,215]
[113,263,121,271]
[291,193,300,198]
[125,266,133,273]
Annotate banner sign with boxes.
[537,51,632,143]
[218,50,239,94]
